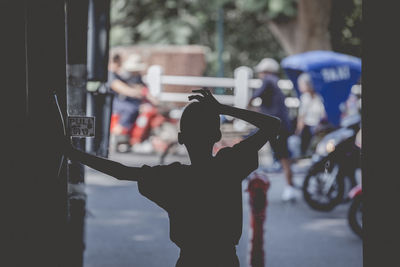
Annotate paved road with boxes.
[83,149,362,267]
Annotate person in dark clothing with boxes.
[249,58,299,201]
[108,54,158,151]
[62,88,281,267]
[108,54,146,136]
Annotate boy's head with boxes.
[178,101,221,147]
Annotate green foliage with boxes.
[109,0,286,76]
[235,0,268,12]
[235,0,297,20]
[110,0,205,45]
[267,0,297,20]
[109,0,361,76]
[220,5,286,75]
[329,0,362,58]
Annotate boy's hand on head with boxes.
[188,88,222,113]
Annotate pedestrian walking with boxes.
[249,58,299,202]
[295,72,326,156]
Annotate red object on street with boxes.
[130,104,158,145]
[110,103,167,145]
[110,113,129,135]
[246,171,270,267]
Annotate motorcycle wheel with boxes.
[341,170,358,203]
[116,143,131,153]
[113,134,131,153]
[348,194,362,238]
[302,164,344,211]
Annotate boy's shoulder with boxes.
[142,161,185,175]
[215,146,234,157]
[214,143,243,162]
[139,162,186,189]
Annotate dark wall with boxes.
[2,1,69,266]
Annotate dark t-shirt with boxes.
[107,71,124,96]
[253,74,292,132]
[137,141,258,249]
[108,71,143,104]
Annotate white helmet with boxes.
[123,54,146,72]
[254,58,280,73]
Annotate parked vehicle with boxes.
[110,102,180,162]
[281,50,361,128]
[304,119,337,158]
[302,114,361,211]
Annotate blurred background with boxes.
[85,1,362,267]
[4,0,362,267]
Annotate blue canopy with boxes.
[281,50,361,126]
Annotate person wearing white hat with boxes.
[108,53,144,101]
[253,58,280,74]
[122,54,147,73]
[121,54,159,108]
[249,57,299,202]
[108,53,147,146]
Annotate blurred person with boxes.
[109,54,153,146]
[295,73,326,156]
[249,58,298,202]
[340,86,361,119]
[120,53,159,106]
[62,88,281,267]
[108,53,122,74]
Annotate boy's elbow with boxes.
[273,117,281,132]
[266,116,281,138]
[264,115,281,132]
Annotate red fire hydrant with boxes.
[246,171,270,267]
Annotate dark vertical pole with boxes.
[87,0,111,82]
[217,7,224,78]
[65,0,89,266]
[215,6,225,94]
[86,0,113,158]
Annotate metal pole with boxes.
[86,0,112,158]
[87,0,110,82]
[65,0,89,266]
[215,6,225,94]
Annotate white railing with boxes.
[142,65,293,109]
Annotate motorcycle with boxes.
[302,114,361,211]
[110,101,180,163]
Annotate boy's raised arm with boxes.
[189,88,281,151]
[220,104,281,152]
[63,139,144,181]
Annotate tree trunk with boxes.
[268,0,332,55]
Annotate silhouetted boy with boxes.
[64,88,281,267]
